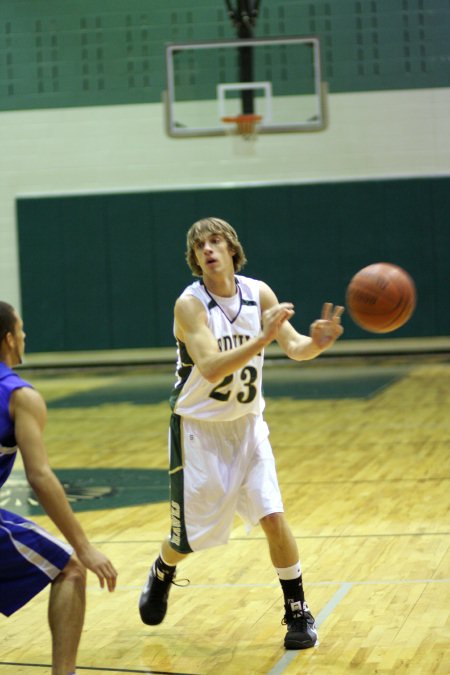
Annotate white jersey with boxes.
[170,275,265,421]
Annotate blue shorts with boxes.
[0,508,73,616]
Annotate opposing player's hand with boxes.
[310,303,344,350]
[261,302,295,344]
[77,544,118,592]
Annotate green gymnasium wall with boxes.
[1,1,448,112]
[17,177,450,352]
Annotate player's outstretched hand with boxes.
[261,302,295,344]
[310,303,344,350]
[77,544,118,592]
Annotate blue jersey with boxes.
[0,361,73,617]
[0,362,32,489]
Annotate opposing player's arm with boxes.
[175,293,292,383]
[11,387,117,590]
[259,282,344,360]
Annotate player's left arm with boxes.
[11,387,117,591]
[259,281,344,361]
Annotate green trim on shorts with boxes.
[168,413,192,554]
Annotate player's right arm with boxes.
[259,282,344,359]
[11,387,117,591]
[175,294,293,383]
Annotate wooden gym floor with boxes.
[1,342,449,674]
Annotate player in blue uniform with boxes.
[139,218,344,650]
[0,301,117,675]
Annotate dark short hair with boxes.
[0,301,17,344]
[186,217,247,277]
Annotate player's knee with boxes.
[260,511,285,538]
[58,555,87,586]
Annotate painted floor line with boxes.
[266,582,353,675]
[93,577,450,593]
[93,530,450,545]
[0,662,199,675]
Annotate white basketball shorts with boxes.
[168,413,284,553]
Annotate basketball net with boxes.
[221,114,262,140]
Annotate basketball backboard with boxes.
[164,36,327,138]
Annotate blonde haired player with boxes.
[139,217,343,649]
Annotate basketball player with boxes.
[139,218,344,650]
[0,301,117,675]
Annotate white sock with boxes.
[275,562,302,580]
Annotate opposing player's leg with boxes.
[0,509,80,669]
[260,513,318,650]
[48,555,86,675]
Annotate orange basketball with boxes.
[346,263,416,333]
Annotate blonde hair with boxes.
[186,217,247,277]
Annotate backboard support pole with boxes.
[225,1,262,115]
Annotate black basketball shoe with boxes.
[139,563,175,625]
[283,600,319,650]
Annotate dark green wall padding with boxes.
[1,0,449,112]
[17,177,450,352]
